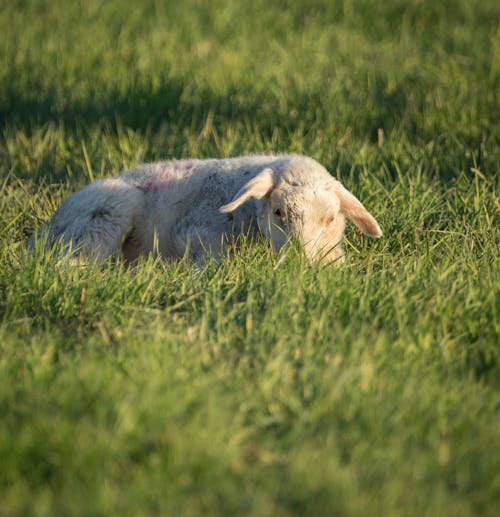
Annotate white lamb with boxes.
[38,154,382,264]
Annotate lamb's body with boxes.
[42,154,382,263]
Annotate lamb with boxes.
[37,154,382,264]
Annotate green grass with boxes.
[1,0,499,515]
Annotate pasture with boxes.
[0,0,499,515]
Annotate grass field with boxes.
[1,0,499,515]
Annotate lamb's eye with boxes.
[273,208,282,217]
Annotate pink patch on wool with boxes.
[172,160,195,172]
[143,167,175,192]
[142,162,196,192]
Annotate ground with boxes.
[0,0,499,515]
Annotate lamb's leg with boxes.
[43,178,144,261]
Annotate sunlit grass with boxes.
[0,0,499,515]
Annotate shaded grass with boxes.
[0,0,499,515]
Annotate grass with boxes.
[1,0,499,515]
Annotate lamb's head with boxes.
[219,165,382,263]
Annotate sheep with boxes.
[37,154,382,264]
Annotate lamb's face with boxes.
[256,184,346,263]
[219,165,382,264]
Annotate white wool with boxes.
[39,154,382,264]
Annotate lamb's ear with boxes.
[219,168,274,213]
[328,182,382,237]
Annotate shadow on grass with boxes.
[1,74,286,135]
[0,68,413,144]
